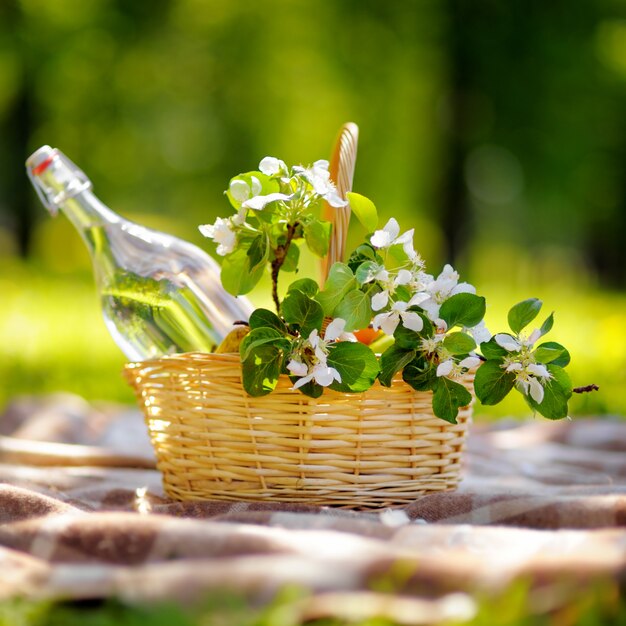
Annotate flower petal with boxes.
[312,365,341,387]
[400,311,424,332]
[324,318,346,342]
[370,218,400,248]
[229,179,251,203]
[495,334,521,352]
[242,192,292,210]
[528,377,545,404]
[468,322,491,344]
[418,298,441,321]
[451,282,477,296]
[373,312,399,336]
[324,190,348,207]
[383,218,400,241]
[293,373,314,389]
[460,356,481,370]
[370,230,391,249]
[394,228,414,246]
[250,176,262,196]
[287,360,309,377]
[437,360,454,377]
[395,269,413,286]
[527,328,542,346]
[528,363,550,378]
[198,223,215,238]
[371,290,389,312]
[259,156,286,176]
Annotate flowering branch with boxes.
[270,221,299,313]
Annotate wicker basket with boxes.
[124,353,473,508]
[124,123,475,508]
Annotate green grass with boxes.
[0,258,623,417]
[0,580,624,626]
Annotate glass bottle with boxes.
[26,145,253,361]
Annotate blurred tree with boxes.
[0,0,625,286]
[0,1,34,257]
[440,0,626,286]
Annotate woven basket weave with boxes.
[124,123,474,508]
[124,353,473,508]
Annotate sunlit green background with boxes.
[1,0,625,417]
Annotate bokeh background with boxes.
[0,0,624,416]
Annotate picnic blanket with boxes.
[1,393,625,622]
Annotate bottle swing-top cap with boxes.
[26,146,92,216]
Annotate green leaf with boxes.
[303,218,332,257]
[525,365,572,420]
[316,263,357,316]
[479,337,508,360]
[241,343,287,397]
[443,332,477,355]
[539,312,554,337]
[432,377,473,424]
[346,192,378,231]
[439,293,486,329]
[225,171,278,209]
[474,360,515,405]
[355,260,381,285]
[347,243,382,273]
[247,233,269,269]
[534,341,570,367]
[239,327,287,361]
[334,290,372,332]
[290,378,324,398]
[379,345,416,387]
[327,342,380,393]
[248,308,287,333]
[393,310,433,349]
[281,290,324,336]
[286,278,319,297]
[508,298,542,334]
[402,356,437,391]
[221,248,265,295]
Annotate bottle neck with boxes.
[27,148,122,236]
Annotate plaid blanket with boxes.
[1,394,624,620]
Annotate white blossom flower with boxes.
[198,217,237,256]
[499,332,552,404]
[420,333,445,354]
[290,319,352,390]
[294,363,342,388]
[436,355,481,379]
[372,301,424,336]
[495,329,542,352]
[437,359,455,378]
[242,192,292,211]
[293,160,347,207]
[370,269,413,312]
[259,156,288,177]
[412,264,476,322]
[370,218,414,250]
[460,356,482,370]
[466,321,491,345]
[286,359,308,377]
[229,177,262,204]
[324,317,356,342]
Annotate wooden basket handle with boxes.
[320,122,359,282]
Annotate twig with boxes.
[270,222,298,313]
[572,384,599,394]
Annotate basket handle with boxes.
[320,122,359,282]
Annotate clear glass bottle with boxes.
[26,146,253,361]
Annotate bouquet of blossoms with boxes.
[199,156,581,424]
